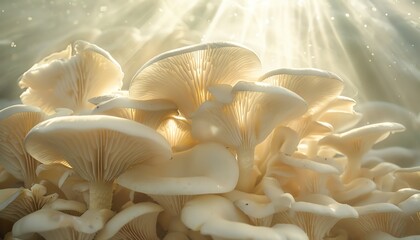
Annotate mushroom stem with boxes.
[305,139,319,158]
[342,155,362,183]
[89,181,113,210]
[236,147,258,192]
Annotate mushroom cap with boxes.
[19,40,123,114]
[92,96,178,129]
[12,208,114,238]
[0,188,22,211]
[95,202,163,240]
[292,194,358,218]
[117,143,238,195]
[260,68,344,116]
[191,81,307,148]
[332,177,377,203]
[398,193,420,214]
[319,122,406,158]
[25,115,172,182]
[0,104,46,186]
[0,184,58,223]
[129,42,262,117]
[157,115,197,152]
[181,195,307,240]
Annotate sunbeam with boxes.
[0,0,418,112]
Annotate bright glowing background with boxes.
[0,0,419,113]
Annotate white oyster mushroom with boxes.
[129,42,262,117]
[181,195,308,240]
[19,40,123,114]
[266,152,340,196]
[319,122,406,182]
[340,203,410,239]
[260,68,344,117]
[0,184,58,235]
[95,202,163,240]
[192,81,307,191]
[25,115,172,210]
[317,96,362,133]
[274,194,358,240]
[398,193,420,235]
[12,208,114,240]
[331,177,377,203]
[0,105,46,188]
[117,143,239,215]
[261,68,344,156]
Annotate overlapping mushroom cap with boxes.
[24,115,172,209]
[129,42,262,117]
[0,105,46,187]
[19,40,124,114]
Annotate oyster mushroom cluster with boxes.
[0,40,419,240]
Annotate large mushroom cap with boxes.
[25,115,171,182]
[117,143,238,195]
[129,42,262,117]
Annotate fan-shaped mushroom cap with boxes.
[319,122,406,182]
[192,81,308,191]
[274,194,357,240]
[320,123,406,159]
[129,42,262,117]
[117,143,237,195]
[192,81,307,148]
[318,96,362,133]
[0,184,58,223]
[25,115,172,209]
[12,208,114,240]
[19,40,123,114]
[398,193,420,235]
[260,68,344,116]
[0,105,46,187]
[25,115,171,181]
[157,115,197,152]
[181,195,308,240]
[331,177,376,203]
[340,203,409,238]
[95,202,163,240]
[92,96,177,129]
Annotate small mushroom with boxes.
[25,115,172,210]
[319,122,406,182]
